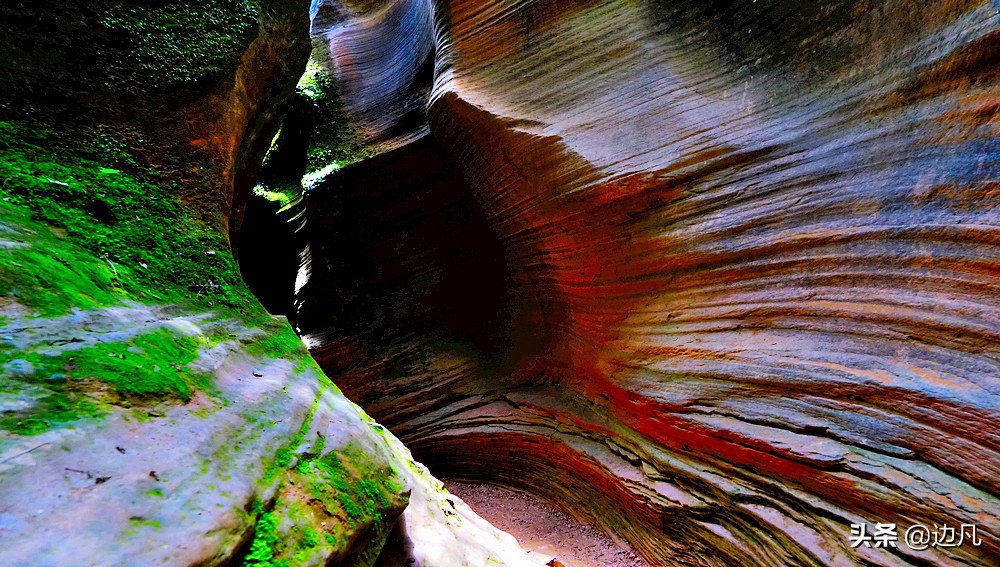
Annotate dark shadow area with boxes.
[238,94,312,317]
[294,134,512,362]
[239,195,301,316]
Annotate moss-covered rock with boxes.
[0,0,312,239]
[0,1,547,565]
[296,57,383,179]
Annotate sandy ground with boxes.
[443,481,649,567]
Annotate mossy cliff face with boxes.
[0,0,311,245]
[0,2,540,566]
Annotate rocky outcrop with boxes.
[0,2,541,565]
[298,1,1000,565]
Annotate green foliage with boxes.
[98,0,260,88]
[294,59,381,177]
[252,183,300,210]
[0,0,263,122]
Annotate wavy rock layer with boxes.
[301,1,1000,565]
[310,0,434,148]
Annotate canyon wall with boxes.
[300,1,1000,565]
[0,1,539,565]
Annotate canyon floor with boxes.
[444,481,649,567]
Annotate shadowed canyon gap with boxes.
[1,0,1000,566]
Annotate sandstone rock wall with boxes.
[300,1,1000,565]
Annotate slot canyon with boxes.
[1,1,999,566]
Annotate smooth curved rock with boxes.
[299,1,1000,565]
[310,0,434,149]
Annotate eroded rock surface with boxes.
[0,1,542,565]
[298,1,1000,565]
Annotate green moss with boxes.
[244,510,285,567]
[258,385,405,554]
[0,390,102,436]
[0,203,121,317]
[0,119,286,435]
[0,119,329,438]
[274,447,293,470]
[191,406,215,418]
[34,328,204,398]
[99,329,206,397]
[251,448,403,567]
[242,499,329,567]
[298,448,395,523]
[129,516,162,530]
[300,526,319,549]
[0,326,211,435]
[283,503,325,565]
[295,459,312,475]
[314,455,362,520]
[247,324,307,359]
[0,120,257,316]
[295,58,382,179]
[262,383,324,484]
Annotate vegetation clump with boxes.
[99,0,260,87]
[254,56,382,195]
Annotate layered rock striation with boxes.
[297,1,1000,565]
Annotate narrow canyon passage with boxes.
[237,0,1000,565]
[1,0,997,565]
